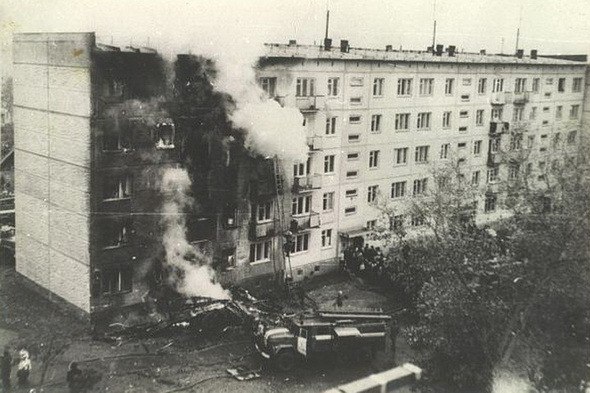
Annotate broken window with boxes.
[155,119,175,149]
[101,267,132,294]
[103,78,124,98]
[103,175,132,200]
[256,201,273,222]
[259,77,277,97]
[103,220,131,248]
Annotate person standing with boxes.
[16,349,31,388]
[1,346,11,391]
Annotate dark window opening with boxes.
[155,120,175,149]
[101,267,132,295]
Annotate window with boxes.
[366,220,377,230]
[103,175,132,200]
[557,78,566,92]
[397,78,413,96]
[440,143,450,159]
[293,158,310,177]
[371,114,382,132]
[395,113,410,130]
[442,111,452,128]
[471,170,480,186]
[552,133,561,148]
[344,206,357,215]
[391,181,406,198]
[459,110,469,118]
[462,78,472,86]
[513,107,524,122]
[484,194,497,213]
[260,77,276,97]
[473,140,482,155]
[349,115,361,123]
[250,241,271,262]
[445,78,455,95]
[476,109,484,126]
[256,201,272,222]
[394,147,408,165]
[491,107,503,121]
[345,189,358,198]
[527,135,535,149]
[413,178,428,196]
[367,185,379,203]
[492,78,504,93]
[487,166,499,183]
[415,145,430,163]
[410,215,425,227]
[461,94,470,102]
[555,106,562,119]
[530,107,537,120]
[478,78,487,94]
[291,233,309,253]
[391,215,404,230]
[101,267,132,294]
[509,134,523,151]
[514,78,527,93]
[419,78,434,95]
[348,134,360,142]
[573,77,583,93]
[322,192,334,211]
[373,78,385,96]
[567,131,577,145]
[570,105,580,119]
[346,170,358,178]
[508,164,520,180]
[350,97,362,105]
[325,117,337,135]
[103,220,130,249]
[543,106,550,113]
[490,138,499,153]
[327,77,340,96]
[292,195,311,215]
[321,229,333,248]
[369,150,380,168]
[350,77,364,86]
[532,78,540,93]
[347,152,359,161]
[103,128,131,152]
[324,155,335,173]
[417,112,431,130]
[296,78,315,97]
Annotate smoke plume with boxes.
[160,167,229,300]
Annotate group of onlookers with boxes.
[342,244,388,285]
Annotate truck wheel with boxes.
[275,350,296,372]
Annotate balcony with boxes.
[511,121,529,132]
[512,91,530,105]
[291,211,320,231]
[490,92,506,105]
[292,174,322,193]
[487,151,502,166]
[249,219,278,240]
[489,121,509,135]
[307,136,323,151]
[296,95,325,113]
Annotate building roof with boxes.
[263,43,587,66]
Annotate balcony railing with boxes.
[490,92,506,105]
[307,136,323,151]
[511,120,529,132]
[292,174,322,193]
[249,219,279,240]
[291,211,320,231]
[295,95,325,113]
[487,151,502,166]
[512,91,530,105]
[489,121,509,135]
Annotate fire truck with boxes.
[254,309,391,371]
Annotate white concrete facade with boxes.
[258,44,586,279]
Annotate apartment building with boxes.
[257,40,586,280]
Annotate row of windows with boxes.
[278,76,585,98]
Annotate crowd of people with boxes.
[1,346,31,390]
[342,244,387,285]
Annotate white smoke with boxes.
[160,167,229,300]
[492,370,534,393]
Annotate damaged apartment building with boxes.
[12,32,587,319]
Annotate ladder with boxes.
[272,156,292,281]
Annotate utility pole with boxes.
[325,8,330,40]
[515,3,523,53]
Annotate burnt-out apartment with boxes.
[13,32,288,319]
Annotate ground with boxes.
[0,266,417,392]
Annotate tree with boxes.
[377,134,590,391]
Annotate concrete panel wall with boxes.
[14,32,94,314]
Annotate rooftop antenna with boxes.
[325,1,330,40]
[432,0,437,51]
[515,2,523,53]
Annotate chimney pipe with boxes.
[447,45,456,57]
[530,49,537,60]
[480,49,486,55]
[324,38,332,51]
[385,45,393,52]
[516,49,524,59]
[288,39,297,46]
[340,40,349,53]
[436,44,444,56]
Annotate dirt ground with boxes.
[0,266,417,393]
